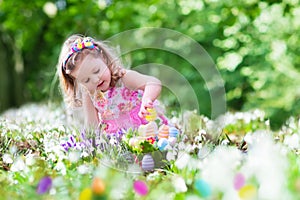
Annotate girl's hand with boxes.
[138,99,154,118]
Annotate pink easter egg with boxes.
[144,122,158,138]
[233,173,245,190]
[133,180,148,196]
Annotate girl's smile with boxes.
[97,80,105,88]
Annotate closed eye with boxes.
[94,69,100,74]
[84,78,90,83]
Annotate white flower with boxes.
[77,164,90,174]
[166,151,176,161]
[54,161,66,175]
[172,176,187,193]
[244,133,253,145]
[47,153,57,162]
[52,176,65,187]
[9,145,18,154]
[197,146,212,159]
[146,171,161,181]
[49,188,57,195]
[177,142,186,150]
[241,131,288,200]
[284,134,299,149]
[201,146,242,193]
[10,157,26,172]
[25,153,36,166]
[175,152,190,169]
[3,154,13,164]
[68,151,80,163]
[81,151,90,158]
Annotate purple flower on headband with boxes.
[36,176,52,194]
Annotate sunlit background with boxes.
[1,0,300,129]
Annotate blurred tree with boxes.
[0,0,299,129]
[0,31,15,111]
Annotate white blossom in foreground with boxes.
[200,146,242,198]
[241,131,290,199]
[172,176,188,193]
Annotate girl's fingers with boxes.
[138,106,149,118]
[143,100,153,109]
[138,99,154,118]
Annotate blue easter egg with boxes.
[194,179,211,197]
[157,138,168,151]
[169,127,179,138]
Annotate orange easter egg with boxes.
[92,177,105,195]
[158,124,169,139]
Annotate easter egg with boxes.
[79,188,92,200]
[36,176,52,194]
[92,177,105,195]
[157,138,169,151]
[133,180,148,196]
[158,124,169,139]
[194,179,211,198]
[138,124,147,136]
[169,127,179,138]
[141,154,155,171]
[145,108,157,122]
[233,173,245,190]
[144,121,158,138]
[238,185,256,200]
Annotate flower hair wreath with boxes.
[62,37,98,72]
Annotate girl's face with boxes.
[70,54,111,93]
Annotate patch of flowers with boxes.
[1,103,300,199]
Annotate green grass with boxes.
[0,103,300,199]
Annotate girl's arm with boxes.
[121,69,162,117]
[82,91,99,129]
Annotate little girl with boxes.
[57,34,166,133]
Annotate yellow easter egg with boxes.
[92,177,105,195]
[238,185,257,200]
[145,108,157,122]
[79,188,92,200]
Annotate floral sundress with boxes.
[90,84,157,133]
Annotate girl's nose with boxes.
[92,76,100,84]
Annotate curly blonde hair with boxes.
[57,34,125,107]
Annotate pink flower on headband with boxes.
[71,38,95,52]
[62,37,96,70]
